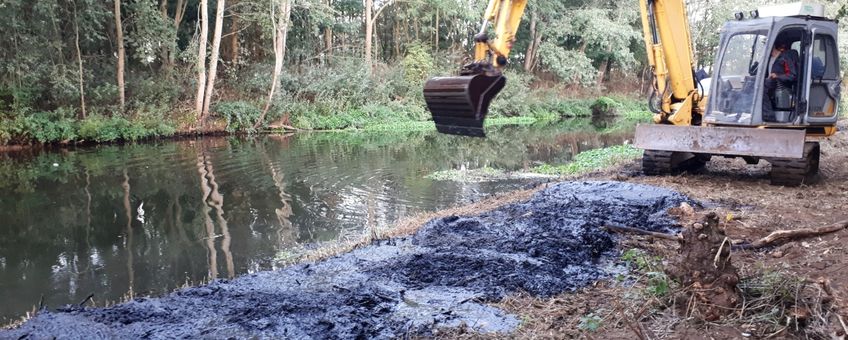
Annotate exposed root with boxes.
[666,212,741,322]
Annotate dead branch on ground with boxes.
[604,219,848,250]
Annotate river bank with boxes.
[0,95,646,148]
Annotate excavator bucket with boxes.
[423,74,506,137]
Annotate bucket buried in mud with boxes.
[423,74,506,137]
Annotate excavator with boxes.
[423,1,841,186]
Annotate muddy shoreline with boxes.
[3,181,690,339]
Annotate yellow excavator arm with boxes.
[475,0,528,67]
[424,0,699,136]
[638,0,700,126]
[422,0,527,136]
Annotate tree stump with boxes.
[666,212,741,321]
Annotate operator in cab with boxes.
[762,40,799,122]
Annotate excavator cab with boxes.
[705,14,841,128]
[423,72,505,137]
[637,3,841,186]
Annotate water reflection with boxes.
[0,120,634,323]
[122,169,134,296]
[259,136,296,248]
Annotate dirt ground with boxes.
[443,120,848,340]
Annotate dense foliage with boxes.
[0,0,846,144]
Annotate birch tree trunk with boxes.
[201,0,226,121]
[364,0,373,73]
[433,9,440,50]
[114,0,126,112]
[254,0,292,129]
[195,0,209,122]
[73,3,86,119]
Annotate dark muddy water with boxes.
[0,119,632,323]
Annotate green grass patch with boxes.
[354,116,541,133]
[426,166,505,182]
[532,144,642,176]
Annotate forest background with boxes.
[1,0,846,145]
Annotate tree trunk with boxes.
[168,0,188,67]
[254,0,292,129]
[530,30,542,72]
[114,0,126,112]
[524,10,537,73]
[202,0,226,121]
[195,0,209,122]
[596,58,610,90]
[324,26,333,56]
[364,0,373,72]
[160,0,168,15]
[393,21,400,57]
[228,0,240,63]
[73,4,87,119]
[434,9,439,50]
[323,0,333,57]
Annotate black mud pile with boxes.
[3,181,690,340]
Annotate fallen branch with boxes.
[816,278,848,337]
[736,219,848,250]
[602,224,678,241]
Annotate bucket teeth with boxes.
[423,74,506,137]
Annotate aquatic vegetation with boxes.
[532,144,643,176]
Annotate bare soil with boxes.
[461,120,848,339]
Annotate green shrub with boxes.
[24,109,78,143]
[77,115,174,142]
[489,71,535,117]
[214,101,262,133]
[0,114,28,144]
[590,97,619,116]
[401,43,435,84]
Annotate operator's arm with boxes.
[776,51,798,83]
[770,50,798,83]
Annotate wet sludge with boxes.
[3,181,691,339]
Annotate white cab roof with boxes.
[758,2,824,18]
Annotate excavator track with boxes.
[642,150,674,175]
[769,142,820,186]
[642,150,709,175]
